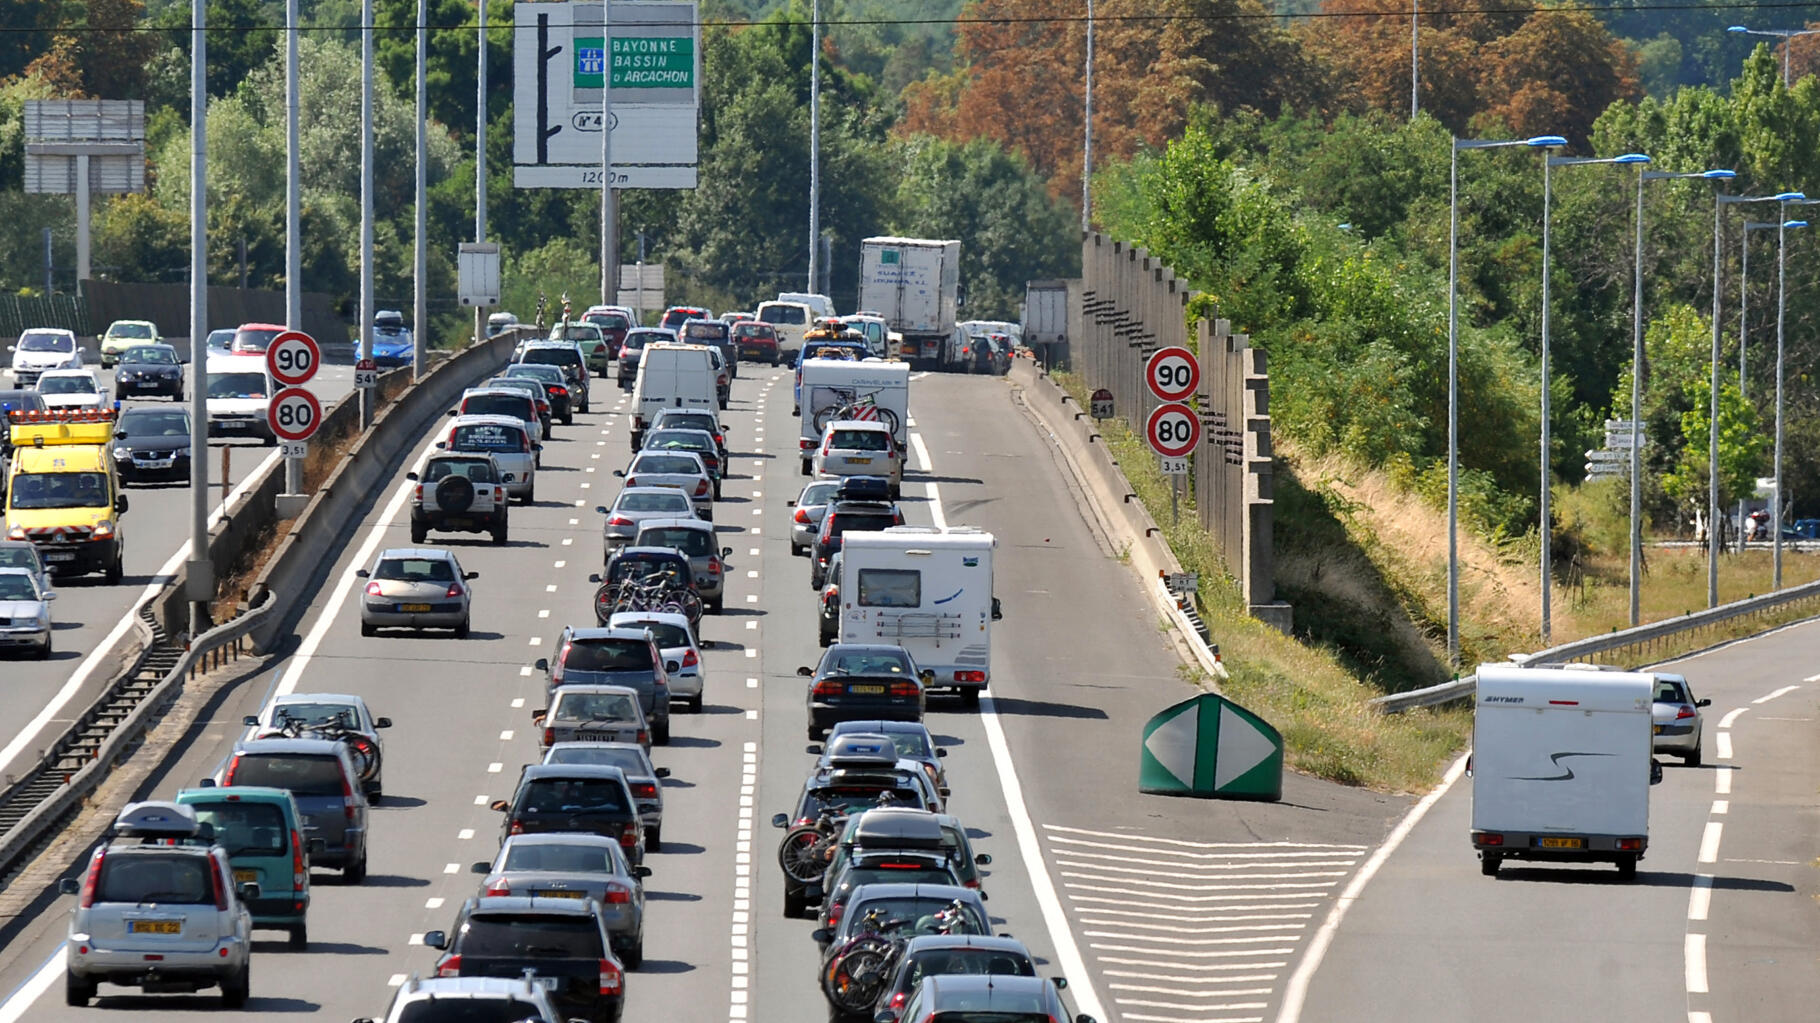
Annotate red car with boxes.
[231,322,286,355]
[660,305,712,332]
[731,321,780,365]
[583,309,631,358]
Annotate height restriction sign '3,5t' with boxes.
[1146,402,1201,459]
[1145,346,1200,402]
[265,331,320,387]
[269,387,323,443]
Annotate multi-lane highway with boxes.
[0,356,1811,1023]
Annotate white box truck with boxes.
[798,359,910,473]
[858,237,960,370]
[837,526,1000,706]
[1023,279,1068,357]
[1470,663,1661,879]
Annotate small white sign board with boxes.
[1160,455,1189,476]
[459,243,501,307]
[280,440,308,459]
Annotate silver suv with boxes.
[354,974,569,1023]
[632,518,731,612]
[409,452,509,544]
[59,801,255,1008]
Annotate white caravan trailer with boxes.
[837,526,999,706]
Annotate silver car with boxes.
[243,692,393,800]
[59,802,255,1008]
[813,419,903,494]
[535,684,651,752]
[1652,673,1711,765]
[440,414,540,502]
[788,478,844,556]
[608,610,706,711]
[615,450,714,520]
[357,547,477,637]
[601,486,698,553]
[543,741,670,848]
[631,518,731,612]
[0,566,55,658]
[358,975,568,1023]
[470,832,649,964]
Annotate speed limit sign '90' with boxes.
[1145,346,1200,402]
[268,386,323,442]
[265,330,320,387]
[1146,401,1202,458]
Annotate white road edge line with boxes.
[1685,933,1709,993]
[1752,684,1799,704]
[0,450,279,772]
[1275,752,1470,1023]
[0,944,63,1023]
[1717,707,1748,729]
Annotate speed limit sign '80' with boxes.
[1146,401,1202,458]
[268,386,323,442]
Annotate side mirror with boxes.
[796,666,814,677]
[1697,698,1712,708]
[935,748,947,758]
[596,505,609,514]
[42,591,55,601]
[991,597,1002,621]
[920,670,935,685]
[446,409,457,416]
[114,494,129,514]
[810,927,832,944]
[434,441,446,449]
[531,710,547,725]
[1051,977,1068,990]
[534,658,550,672]
[489,799,511,812]
[114,430,127,439]
[470,862,491,874]
[805,743,823,755]
[241,715,259,727]
[464,571,480,580]
[423,930,448,950]
[374,717,393,729]
[771,813,789,829]
[1077,1015,1096,1023]
[1650,761,1664,785]
[237,881,261,901]
[721,547,733,557]
[786,500,796,507]
[654,767,671,778]
[197,777,217,788]
[613,469,626,478]
[975,853,991,865]
[58,877,79,895]
[633,866,653,879]
[355,569,370,579]
[405,471,419,481]
[875,1012,896,1023]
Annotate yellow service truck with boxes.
[3,409,129,583]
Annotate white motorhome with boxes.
[776,292,835,319]
[630,343,717,450]
[837,526,1000,706]
[1470,663,1660,879]
[798,359,910,473]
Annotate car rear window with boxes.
[804,786,924,818]
[547,747,647,774]
[552,691,640,722]
[680,322,728,341]
[618,620,691,649]
[631,454,702,475]
[617,492,691,514]
[654,413,716,431]
[733,323,776,338]
[451,423,526,452]
[845,897,988,937]
[822,648,916,675]
[830,429,890,451]
[929,1013,1046,1023]
[375,557,456,582]
[503,842,620,874]
[455,913,603,958]
[606,556,688,586]
[185,800,287,856]
[517,778,631,815]
[464,395,533,419]
[521,348,580,367]
[906,948,1035,986]
[584,312,631,330]
[425,459,498,484]
[563,638,653,672]
[97,853,215,904]
[228,753,347,796]
[830,512,899,536]
[398,1001,549,1023]
[760,305,807,325]
[646,433,712,455]
[637,527,714,557]
[837,864,955,891]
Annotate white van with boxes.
[756,300,815,355]
[631,343,717,450]
[205,354,277,444]
[798,359,909,472]
[777,292,835,319]
[837,526,1000,706]
[1470,663,1660,878]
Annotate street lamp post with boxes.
[1727,24,1820,86]
[1631,167,1735,627]
[1446,134,1565,667]
[1772,202,1815,587]
[1538,148,1630,645]
[1738,217,1779,539]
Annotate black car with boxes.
[801,644,929,740]
[648,408,727,464]
[505,363,576,425]
[517,342,591,412]
[677,319,737,378]
[424,896,625,1023]
[811,500,906,589]
[113,344,186,400]
[490,764,647,866]
[112,406,193,484]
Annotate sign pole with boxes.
[475,0,488,347]
[187,0,214,634]
[414,0,428,379]
[285,0,305,497]
[600,0,613,306]
[359,0,376,426]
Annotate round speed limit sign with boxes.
[265,330,321,387]
[1145,346,1200,402]
[1146,401,1202,458]
[268,386,324,442]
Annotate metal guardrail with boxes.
[1371,577,1820,713]
[0,590,274,881]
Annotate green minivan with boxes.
[175,785,315,948]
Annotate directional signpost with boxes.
[1139,692,1283,800]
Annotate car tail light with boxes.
[1475,832,1505,847]
[509,818,525,836]
[292,829,307,888]
[543,727,555,747]
[210,854,230,909]
[223,754,242,785]
[435,955,462,977]
[620,821,639,848]
[885,447,896,460]
[1676,705,1697,720]
[964,877,980,889]
[413,484,423,501]
[888,681,919,697]
[889,992,907,1009]
[708,558,721,576]
[495,487,504,503]
[366,581,382,596]
[485,883,511,896]
[78,848,105,908]
[794,508,810,523]
[446,582,464,598]
[608,514,633,526]
[801,438,814,451]
[636,729,649,745]
[553,644,569,685]
[953,670,986,683]
[1616,837,1643,851]
[624,476,638,487]
[694,480,709,496]
[813,680,843,698]
[822,440,832,456]
[341,773,358,822]
[682,648,698,668]
[602,882,632,904]
[552,386,568,397]
[826,903,844,929]
[598,959,624,996]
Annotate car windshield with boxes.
[760,305,806,325]
[18,333,73,352]
[502,841,620,874]
[906,948,1036,985]
[38,375,95,394]
[122,347,177,365]
[547,747,647,774]
[373,325,410,340]
[208,372,267,399]
[646,432,711,454]
[424,459,498,484]
[616,492,691,514]
[228,753,346,796]
[185,800,287,856]
[5,472,108,510]
[733,323,775,338]
[830,429,889,451]
[121,411,189,436]
[563,638,653,672]
[455,914,602,958]
[464,395,533,419]
[270,703,360,730]
[637,527,714,557]
[206,330,235,349]
[0,574,39,600]
[821,650,915,676]
[606,557,686,586]
[846,897,988,938]
[518,777,630,814]
[110,323,155,339]
[451,423,525,452]
[0,548,40,572]
[96,854,215,904]
[374,557,456,582]
[552,692,640,721]
[521,348,579,367]
[631,454,701,475]
[397,1001,550,1023]
[233,327,281,351]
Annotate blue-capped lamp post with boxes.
[1727,24,1820,87]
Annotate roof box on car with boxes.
[111,800,205,841]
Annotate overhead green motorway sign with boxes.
[1139,692,1283,800]
[574,36,696,89]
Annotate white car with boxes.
[7,327,83,387]
[608,610,706,712]
[35,368,106,410]
[614,450,714,520]
[0,566,54,658]
[438,414,539,502]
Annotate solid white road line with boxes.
[1752,684,1799,704]
[0,450,279,772]
[1274,753,1469,1023]
[0,946,62,1023]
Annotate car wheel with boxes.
[410,520,427,544]
[654,721,670,745]
[64,971,94,1007]
[524,483,535,504]
[959,688,981,709]
[1616,853,1638,880]
[1479,853,1501,877]
[622,936,644,970]
[37,634,52,659]
[288,923,308,951]
[492,520,509,545]
[688,696,703,713]
[564,413,575,426]
[455,618,471,639]
[800,458,811,476]
[220,962,250,1009]
[783,888,807,918]
[105,551,123,585]
[344,852,368,884]
[646,826,662,851]
[714,482,723,500]
[707,596,723,613]
[791,543,805,557]
[1683,746,1702,767]
[818,630,832,648]
[361,620,376,637]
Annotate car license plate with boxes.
[234,869,258,883]
[398,603,432,613]
[849,684,885,695]
[850,457,872,465]
[534,889,585,899]
[220,421,246,429]
[44,552,77,562]
[534,976,561,990]
[1653,724,1664,734]
[1535,836,1584,850]
[444,517,470,529]
[128,920,182,934]
[140,458,174,469]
